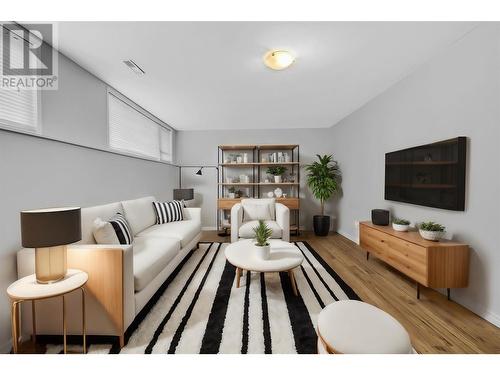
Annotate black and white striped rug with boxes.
[46,241,360,354]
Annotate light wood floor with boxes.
[201,230,500,354]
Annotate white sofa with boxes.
[231,198,290,243]
[17,196,201,347]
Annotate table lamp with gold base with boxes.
[21,207,81,284]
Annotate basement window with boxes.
[108,90,173,162]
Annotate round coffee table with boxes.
[224,239,304,295]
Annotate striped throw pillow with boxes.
[153,200,184,224]
[109,213,133,245]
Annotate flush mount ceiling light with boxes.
[263,49,295,70]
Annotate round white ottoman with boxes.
[317,300,412,354]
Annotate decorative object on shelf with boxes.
[228,187,236,199]
[226,176,234,183]
[289,172,296,182]
[371,209,390,226]
[239,174,250,183]
[392,217,410,232]
[235,189,244,198]
[252,220,272,260]
[20,207,81,284]
[266,191,274,198]
[237,155,243,163]
[306,154,341,236]
[418,221,446,241]
[264,178,270,183]
[243,153,248,163]
[267,165,286,183]
[274,187,283,198]
[173,188,194,201]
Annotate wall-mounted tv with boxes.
[385,137,466,211]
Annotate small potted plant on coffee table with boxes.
[392,217,410,232]
[418,221,445,241]
[267,165,286,183]
[253,220,273,260]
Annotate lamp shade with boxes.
[21,207,81,248]
[173,188,194,201]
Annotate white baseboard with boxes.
[337,229,359,245]
[201,226,217,231]
[0,338,11,354]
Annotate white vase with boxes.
[274,175,282,183]
[274,187,283,198]
[267,191,274,198]
[228,193,235,199]
[254,244,270,260]
[419,229,444,241]
[392,223,409,232]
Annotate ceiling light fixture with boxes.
[123,59,145,75]
[263,49,295,70]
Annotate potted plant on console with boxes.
[392,217,410,232]
[267,165,286,183]
[305,154,341,236]
[253,220,273,260]
[418,221,445,241]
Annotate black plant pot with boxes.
[313,215,330,236]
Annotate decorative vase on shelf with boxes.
[267,191,274,198]
[254,244,270,260]
[274,175,282,183]
[243,153,248,163]
[228,193,235,199]
[274,187,283,198]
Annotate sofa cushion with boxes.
[136,219,201,248]
[239,220,282,239]
[92,217,120,245]
[121,196,157,236]
[80,202,123,244]
[241,198,275,221]
[133,236,180,292]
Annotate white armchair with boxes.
[231,198,290,243]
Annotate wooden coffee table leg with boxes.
[288,270,298,296]
[236,267,241,288]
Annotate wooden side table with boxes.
[7,269,88,354]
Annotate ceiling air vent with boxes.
[123,59,145,75]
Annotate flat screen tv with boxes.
[385,137,466,211]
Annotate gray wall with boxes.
[176,128,340,231]
[328,24,500,326]
[0,53,178,352]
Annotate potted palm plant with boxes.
[305,154,341,236]
[253,220,273,260]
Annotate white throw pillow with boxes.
[92,217,120,244]
[241,198,275,221]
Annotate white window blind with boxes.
[160,127,172,162]
[108,92,174,162]
[0,30,40,133]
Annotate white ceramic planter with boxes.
[392,223,410,232]
[274,175,282,183]
[419,229,444,241]
[228,193,235,199]
[254,244,270,260]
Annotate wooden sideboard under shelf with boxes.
[359,221,469,300]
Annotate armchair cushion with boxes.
[239,220,283,239]
[241,198,275,221]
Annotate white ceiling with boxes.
[54,22,476,131]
